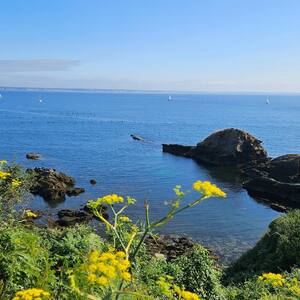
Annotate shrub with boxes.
[224,210,300,284]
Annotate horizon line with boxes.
[0,85,300,96]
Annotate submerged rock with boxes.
[163,128,268,167]
[26,152,41,160]
[145,234,195,261]
[28,168,84,202]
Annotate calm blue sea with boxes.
[1,90,299,262]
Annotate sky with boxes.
[0,0,300,93]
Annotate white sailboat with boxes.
[38,96,43,103]
[266,97,270,104]
[168,95,172,101]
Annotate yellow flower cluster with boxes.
[258,272,285,287]
[89,194,124,208]
[12,178,22,188]
[25,210,38,219]
[86,250,131,286]
[12,288,50,300]
[0,170,11,180]
[193,180,226,198]
[119,215,131,222]
[157,276,200,300]
[0,160,7,165]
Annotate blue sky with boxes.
[0,0,300,92]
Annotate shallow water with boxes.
[1,90,299,263]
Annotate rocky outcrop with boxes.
[145,234,195,261]
[26,153,41,160]
[56,209,93,226]
[28,168,84,202]
[243,154,300,208]
[90,179,97,185]
[162,129,300,210]
[163,128,268,167]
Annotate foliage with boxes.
[224,268,300,300]
[224,210,300,284]
[0,160,33,219]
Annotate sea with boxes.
[1,90,299,263]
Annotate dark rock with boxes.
[163,128,268,167]
[90,179,97,185]
[26,152,41,160]
[267,154,300,183]
[57,209,93,226]
[190,128,268,166]
[28,167,82,202]
[243,177,300,208]
[162,144,193,157]
[66,187,85,196]
[145,234,195,261]
[130,134,145,141]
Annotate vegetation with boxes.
[0,160,300,299]
[224,210,300,284]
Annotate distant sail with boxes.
[168,95,172,101]
[0,94,2,99]
[38,96,43,103]
[266,97,270,104]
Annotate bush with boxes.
[135,245,224,300]
[224,210,300,284]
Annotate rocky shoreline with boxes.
[163,128,300,210]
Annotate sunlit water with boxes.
[1,90,299,263]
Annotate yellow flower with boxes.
[258,272,285,287]
[25,210,38,218]
[88,194,124,208]
[85,250,131,287]
[119,215,131,222]
[193,180,226,198]
[121,271,131,281]
[180,290,201,300]
[12,288,50,300]
[12,178,22,188]
[0,160,7,165]
[0,171,11,179]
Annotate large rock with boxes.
[28,168,84,202]
[243,154,300,208]
[163,128,268,167]
[56,209,93,226]
[267,154,300,183]
[243,177,300,208]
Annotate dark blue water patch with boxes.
[1,90,299,261]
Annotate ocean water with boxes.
[1,90,299,263]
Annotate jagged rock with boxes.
[90,179,97,185]
[56,209,93,226]
[163,128,268,167]
[145,234,195,261]
[267,154,300,183]
[243,177,300,209]
[28,168,83,202]
[26,153,41,160]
